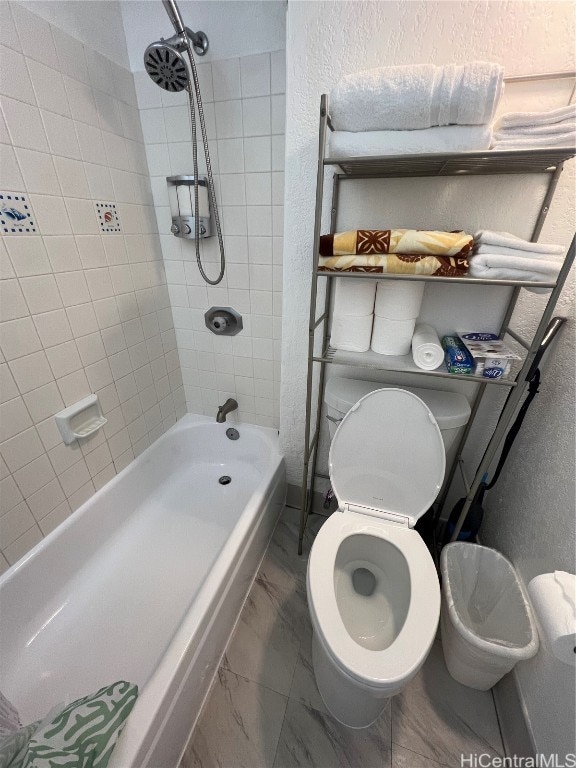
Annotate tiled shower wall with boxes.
[0,3,185,570]
[134,50,285,428]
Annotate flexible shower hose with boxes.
[182,35,226,285]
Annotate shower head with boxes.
[144,41,190,92]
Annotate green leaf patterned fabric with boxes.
[1,681,137,768]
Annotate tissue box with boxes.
[441,335,474,374]
[457,332,520,380]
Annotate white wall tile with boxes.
[2,97,49,152]
[20,275,63,315]
[244,136,271,172]
[54,157,90,199]
[212,58,241,101]
[10,4,58,68]
[0,44,37,105]
[8,350,54,394]
[215,101,243,139]
[242,97,271,137]
[270,51,286,95]
[27,59,70,117]
[240,54,271,98]
[0,144,24,191]
[41,111,81,159]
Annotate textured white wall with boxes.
[281,0,575,757]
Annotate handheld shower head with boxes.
[144,41,190,91]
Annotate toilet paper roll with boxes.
[528,571,576,666]
[412,323,444,370]
[330,313,373,352]
[375,280,425,320]
[333,278,377,317]
[371,315,416,355]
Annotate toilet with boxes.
[307,384,469,728]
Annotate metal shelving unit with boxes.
[298,92,575,555]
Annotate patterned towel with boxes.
[318,253,468,277]
[319,230,473,258]
[0,681,138,768]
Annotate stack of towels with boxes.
[329,62,504,157]
[491,104,576,150]
[319,228,473,277]
[469,230,565,291]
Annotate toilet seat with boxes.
[329,388,446,527]
[307,388,444,688]
[307,512,440,687]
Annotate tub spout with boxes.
[216,398,238,423]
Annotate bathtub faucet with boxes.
[216,398,238,423]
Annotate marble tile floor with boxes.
[181,507,504,768]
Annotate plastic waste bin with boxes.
[440,543,539,690]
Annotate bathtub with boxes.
[0,414,285,768]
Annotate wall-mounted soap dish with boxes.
[54,394,107,444]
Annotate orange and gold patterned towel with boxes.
[318,253,469,277]
[319,230,473,259]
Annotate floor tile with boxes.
[273,698,391,768]
[392,640,504,767]
[223,576,306,696]
[258,508,309,590]
[181,668,288,768]
[392,744,450,768]
[288,610,328,716]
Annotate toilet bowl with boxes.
[307,388,444,728]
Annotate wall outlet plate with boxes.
[0,192,36,235]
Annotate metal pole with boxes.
[450,233,575,541]
[298,96,329,555]
[306,175,340,526]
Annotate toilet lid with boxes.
[329,388,446,527]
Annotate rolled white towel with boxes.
[494,104,576,130]
[474,230,565,256]
[330,62,503,132]
[411,324,444,371]
[329,125,492,158]
[469,253,561,284]
[491,131,576,149]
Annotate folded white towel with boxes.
[494,119,575,139]
[494,104,576,130]
[469,253,561,287]
[330,62,503,132]
[474,230,565,255]
[474,243,564,260]
[491,131,575,149]
[329,125,492,158]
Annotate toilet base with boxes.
[312,630,394,728]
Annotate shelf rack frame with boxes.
[298,92,575,555]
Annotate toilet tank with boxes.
[325,376,470,452]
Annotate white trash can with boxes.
[440,543,539,690]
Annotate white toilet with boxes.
[307,384,469,728]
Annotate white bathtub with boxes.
[0,414,286,768]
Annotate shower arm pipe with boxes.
[162,0,186,34]
[162,0,208,56]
